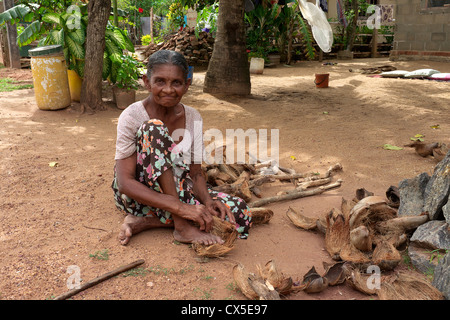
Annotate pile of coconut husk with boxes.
[191,146,343,258]
[286,186,431,271]
[232,259,444,300]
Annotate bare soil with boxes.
[0,58,448,300]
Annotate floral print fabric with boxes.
[112,119,252,239]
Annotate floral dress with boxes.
[112,119,252,239]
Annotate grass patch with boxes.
[0,78,33,92]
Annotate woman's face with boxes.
[144,64,189,108]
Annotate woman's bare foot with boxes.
[173,223,224,246]
[118,214,171,245]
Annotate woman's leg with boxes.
[208,190,252,239]
[113,119,223,245]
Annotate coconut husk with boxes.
[339,242,371,265]
[192,216,238,257]
[301,266,329,293]
[348,196,397,231]
[232,264,259,300]
[340,197,358,220]
[371,240,401,271]
[378,271,444,300]
[350,225,372,252]
[325,210,350,260]
[250,207,274,225]
[323,261,347,286]
[385,185,400,208]
[355,188,374,200]
[256,260,293,295]
[286,207,317,230]
[375,213,428,235]
[247,273,281,300]
[343,263,378,295]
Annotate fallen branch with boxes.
[53,259,145,300]
[248,180,343,208]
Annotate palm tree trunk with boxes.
[80,0,111,112]
[203,0,250,96]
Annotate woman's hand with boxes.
[205,199,236,225]
[176,202,214,233]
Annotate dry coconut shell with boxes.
[378,271,444,300]
[286,207,317,230]
[371,240,402,271]
[232,264,259,300]
[350,225,372,252]
[301,266,329,293]
[257,260,293,295]
[322,261,347,286]
[325,211,350,260]
[250,207,274,225]
[192,216,238,258]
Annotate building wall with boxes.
[390,0,450,61]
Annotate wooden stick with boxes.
[248,180,342,208]
[53,259,145,300]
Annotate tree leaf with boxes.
[0,4,31,26]
[383,144,403,151]
[66,33,85,59]
[17,21,41,46]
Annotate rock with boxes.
[410,220,450,250]
[443,201,450,224]
[409,221,450,277]
[408,243,438,274]
[423,150,450,220]
[432,252,450,300]
[398,172,430,216]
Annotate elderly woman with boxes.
[111,50,252,246]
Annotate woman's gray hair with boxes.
[146,50,189,81]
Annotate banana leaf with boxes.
[0,4,31,26]
[17,21,41,46]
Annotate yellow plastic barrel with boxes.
[29,45,71,110]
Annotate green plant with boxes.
[113,54,143,90]
[0,3,134,80]
[89,249,109,260]
[141,34,152,46]
[0,78,33,92]
[194,1,219,37]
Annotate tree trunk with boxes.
[345,0,359,52]
[80,0,111,112]
[203,0,250,96]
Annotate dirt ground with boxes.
[0,57,449,301]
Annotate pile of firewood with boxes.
[142,27,214,66]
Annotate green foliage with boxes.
[194,1,218,37]
[1,2,135,81]
[113,54,143,90]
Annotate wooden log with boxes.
[248,180,342,208]
[53,259,145,300]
